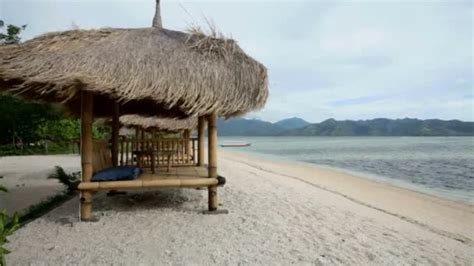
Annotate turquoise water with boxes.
[218,136,474,203]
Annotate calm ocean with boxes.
[218,136,474,203]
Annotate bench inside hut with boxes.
[78,140,224,191]
[119,128,198,173]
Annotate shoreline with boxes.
[224,148,473,204]
[219,149,474,244]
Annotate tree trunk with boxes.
[12,134,16,152]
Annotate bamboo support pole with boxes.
[140,128,145,150]
[198,116,206,166]
[125,139,129,165]
[120,137,124,166]
[80,91,94,221]
[184,129,192,161]
[192,138,196,164]
[134,127,139,152]
[207,112,218,211]
[111,103,119,167]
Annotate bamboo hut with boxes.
[0,0,268,220]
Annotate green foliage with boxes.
[0,92,110,155]
[0,211,19,265]
[37,119,81,142]
[0,20,26,45]
[0,187,20,266]
[93,122,111,140]
[0,92,63,146]
[0,143,77,156]
[47,166,81,194]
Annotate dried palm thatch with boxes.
[119,115,197,131]
[0,2,268,118]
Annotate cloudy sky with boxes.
[2,0,472,122]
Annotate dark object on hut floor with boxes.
[91,166,142,182]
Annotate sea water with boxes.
[218,136,474,203]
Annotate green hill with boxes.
[217,117,474,136]
[281,118,474,136]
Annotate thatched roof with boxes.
[0,2,268,118]
[119,115,197,131]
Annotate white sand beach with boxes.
[4,151,474,265]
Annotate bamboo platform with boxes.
[78,166,217,191]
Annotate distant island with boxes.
[218,117,474,136]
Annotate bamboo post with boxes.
[192,138,196,164]
[133,127,139,152]
[120,137,124,166]
[207,112,218,211]
[184,129,191,161]
[111,102,119,167]
[198,116,206,167]
[125,139,130,165]
[140,128,145,151]
[80,91,94,221]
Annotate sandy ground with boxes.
[0,155,80,214]
[5,151,474,265]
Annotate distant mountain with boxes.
[274,117,310,130]
[217,118,283,136]
[281,118,474,136]
[217,117,311,136]
[217,117,474,136]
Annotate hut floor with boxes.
[78,166,213,191]
[139,166,208,180]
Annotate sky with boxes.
[1,0,472,123]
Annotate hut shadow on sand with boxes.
[51,189,206,225]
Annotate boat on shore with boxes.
[220,143,251,147]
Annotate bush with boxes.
[0,142,78,156]
[47,166,81,194]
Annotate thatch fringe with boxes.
[119,115,197,131]
[0,26,268,118]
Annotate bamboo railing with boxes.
[117,137,198,168]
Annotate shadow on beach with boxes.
[45,188,207,224]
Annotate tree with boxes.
[0,93,62,146]
[0,20,27,45]
[0,21,110,154]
